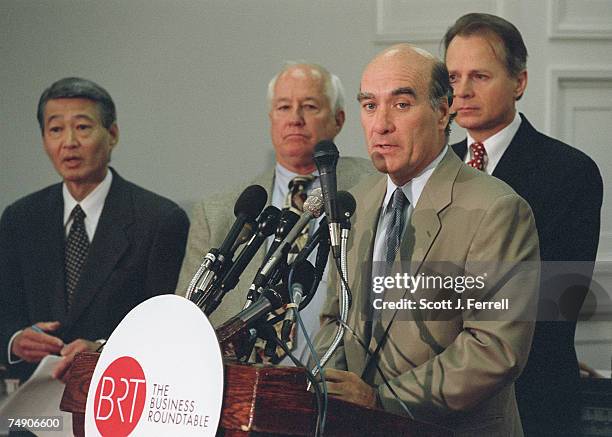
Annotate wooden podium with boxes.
[60,352,450,436]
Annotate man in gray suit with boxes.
[314,45,539,436]
[177,62,373,362]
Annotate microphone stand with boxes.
[312,224,351,377]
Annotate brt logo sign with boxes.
[93,356,147,437]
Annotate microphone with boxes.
[230,221,255,254]
[253,189,323,290]
[202,206,281,316]
[219,185,268,259]
[219,206,281,295]
[291,217,328,267]
[242,208,301,306]
[290,190,355,268]
[281,261,315,341]
[191,185,267,304]
[337,190,356,229]
[262,208,300,265]
[313,140,341,259]
[216,285,286,336]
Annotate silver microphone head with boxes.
[304,188,324,218]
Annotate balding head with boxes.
[358,44,452,185]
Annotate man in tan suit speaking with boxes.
[314,45,540,436]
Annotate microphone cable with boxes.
[333,318,415,420]
[287,267,328,436]
[270,329,326,437]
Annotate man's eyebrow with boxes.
[391,87,416,97]
[46,113,95,124]
[45,114,63,124]
[357,91,374,101]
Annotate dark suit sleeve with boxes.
[539,157,602,262]
[142,205,190,298]
[0,205,29,364]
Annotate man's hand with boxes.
[52,339,99,382]
[11,321,63,363]
[324,369,378,409]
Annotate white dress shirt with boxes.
[465,111,522,174]
[373,146,448,263]
[62,170,113,240]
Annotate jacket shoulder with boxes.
[337,156,377,190]
[2,183,61,218]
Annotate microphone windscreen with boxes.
[234,185,268,220]
[258,206,282,237]
[290,260,316,294]
[337,191,356,220]
[303,188,324,218]
[313,139,339,162]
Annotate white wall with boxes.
[1,0,380,213]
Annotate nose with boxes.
[287,106,305,126]
[372,106,394,135]
[63,127,79,148]
[452,77,474,99]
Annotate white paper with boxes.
[0,355,73,437]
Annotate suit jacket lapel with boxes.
[65,172,132,328]
[348,175,385,377]
[492,114,538,196]
[377,151,459,336]
[451,139,468,162]
[42,185,69,324]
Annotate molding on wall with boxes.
[548,0,612,40]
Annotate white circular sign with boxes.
[84,295,223,437]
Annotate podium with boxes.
[60,352,450,436]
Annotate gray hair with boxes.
[267,61,345,115]
[37,77,116,132]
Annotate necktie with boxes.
[65,205,90,310]
[385,188,408,264]
[368,188,408,348]
[285,175,316,257]
[467,142,487,171]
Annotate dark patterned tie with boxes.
[385,188,408,264]
[285,175,316,257]
[65,205,90,310]
[467,141,487,171]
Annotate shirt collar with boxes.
[63,169,113,227]
[382,145,448,211]
[466,111,521,173]
[274,162,320,196]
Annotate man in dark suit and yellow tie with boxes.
[443,14,603,435]
[0,77,189,382]
[314,44,540,436]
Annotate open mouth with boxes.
[63,157,82,167]
[374,144,398,150]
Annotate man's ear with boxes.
[335,110,346,131]
[437,99,451,132]
[514,70,528,101]
[108,123,119,148]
